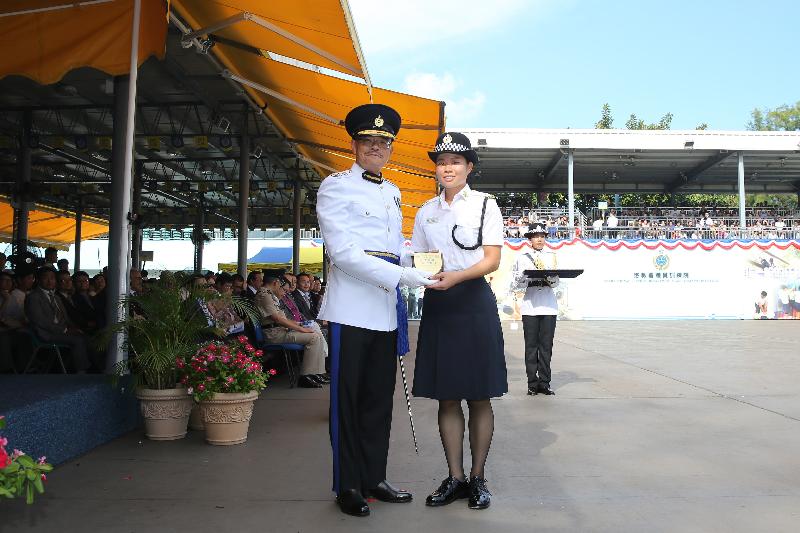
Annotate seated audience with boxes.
[25,266,92,372]
[255,270,327,388]
[71,271,99,333]
[207,273,245,335]
[231,273,245,297]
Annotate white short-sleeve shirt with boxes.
[411,185,503,272]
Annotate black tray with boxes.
[524,269,584,279]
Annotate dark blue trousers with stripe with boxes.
[329,323,397,494]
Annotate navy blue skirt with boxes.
[412,277,507,400]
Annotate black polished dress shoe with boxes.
[297,375,323,388]
[366,480,412,503]
[537,385,555,395]
[527,387,538,396]
[425,476,469,507]
[337,489,370,517]
[468,476,491,510]
[314,373,331,384]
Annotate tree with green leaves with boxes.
[748,101,800,131]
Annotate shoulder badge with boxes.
[327,170,348,179]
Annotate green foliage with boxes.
[492,192,535,209]
[594,104,674,130]
[595,103,613,129]
[625,112,673,130]
[100,285,259,391]
[748,101,800,131]
[0,416,54,505]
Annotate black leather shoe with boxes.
[537,385,555,395]
[468,476,491,510]
[297,375,323,388]
[425,476,469,507]
[337,489,370,517]
[527,387,538,395]
[314,373,331,384]
[366,480,412,503]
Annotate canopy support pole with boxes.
[238,108,250,279]
[194,197,205,274]
[131,160,143,269]
[105,0,141,372]
[222,71,341,125]
[74,202,82,273]
[737,151,746,237]
[567,150,575,239]
[292,179,301,275]
[13,110,32,260]
[180,12,361,76]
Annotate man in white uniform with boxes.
[316,103,432,517]
[509,223,559,395]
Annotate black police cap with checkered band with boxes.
[428,131,479,165]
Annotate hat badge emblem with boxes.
[374,115,384,127]
[442,133,452,144]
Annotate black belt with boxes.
[528,280,550,287]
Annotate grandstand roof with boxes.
[462,129,800,196]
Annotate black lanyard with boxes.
[451,197,488,251]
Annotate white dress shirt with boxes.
[410,185,503,272]
[316,163,405,331]
[509,248,559,316]
[3,288,27,328]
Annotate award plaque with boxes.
[414,252,444,275]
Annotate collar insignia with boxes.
[362,170,383,184]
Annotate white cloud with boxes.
[348,0,532,54]
[403,72,486,125]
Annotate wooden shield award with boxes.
[413,252,443,275]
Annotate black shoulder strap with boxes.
[452,196,488,251]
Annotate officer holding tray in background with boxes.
[316,103,433,517]
[509,223,560,396]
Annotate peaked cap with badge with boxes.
[344,103,402,140]
[524,223,548,238]
[428,131,479,165]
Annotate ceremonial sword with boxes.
[398,355,419,455]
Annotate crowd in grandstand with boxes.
[0,249,329,385]
[502,206,800,240]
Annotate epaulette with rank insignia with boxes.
[326,170,349,179]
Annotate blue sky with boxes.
[349,0,799,130]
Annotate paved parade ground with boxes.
[3,320,799,533]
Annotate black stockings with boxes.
[437,399,495,480]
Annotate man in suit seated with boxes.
[292,272,317,320]
[70,271,99,333]
[25,266,91,372]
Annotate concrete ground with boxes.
[3,320,799,533]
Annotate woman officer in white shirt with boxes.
[410,132,507,510]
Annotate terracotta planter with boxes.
[135,387,193,441]
[188,403,204,431]
[200,391,259,445]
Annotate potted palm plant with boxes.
[103,281,257,441]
